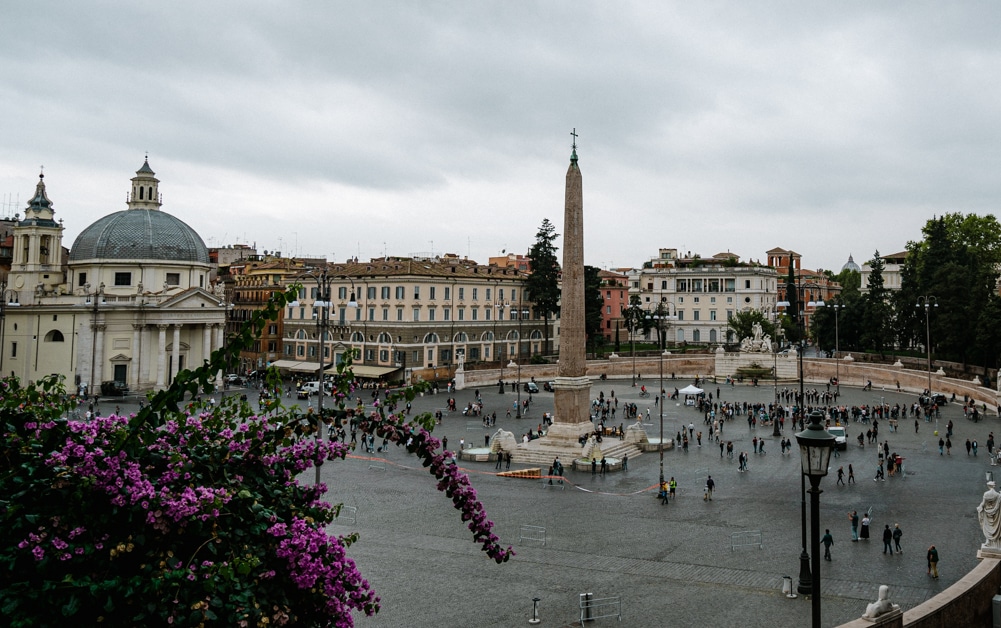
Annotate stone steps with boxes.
[511,440,643,467]
[496,468,541,479]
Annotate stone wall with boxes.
[836,557,1001,628]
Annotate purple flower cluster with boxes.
[267,517,379,621]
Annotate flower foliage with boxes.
[0,285,511,627]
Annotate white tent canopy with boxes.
[679,384,703,395]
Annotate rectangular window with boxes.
[725,279,736,292]
[606,305,611,314]
[677,310,684,321]
[485,288,491,301]
[397,308,404,321]
[339,286,347,299]
[472,308,478,321]
[429,286,436,300]
[458,308,465,321]
[661,280,667,290]
[379,349,389,362]
[428,308,436,321]
[444,287,450,300]
[114,272,132,286]
[485,308,491,321]
[443,308,450,321]
[677,279,688,292]
[382,308,389,321]
[368,307,375,321]
[78,272,87,286]
[710,310,717,321]
[10,342,16,358]
[395,286,405,299]
[693,297,700,303]
[727,310,734,320]
[745,280,751,289]
[498,288,504,301]
[299,307,305,320]
[365,349,375,361]
[414,286,420,299]
[692,279,703,292]
[440,349,452,363]
[366,286,376,299]
[339,308,346,324]
[472,288,478,300]
[355,308,361,321]
[458,287,465,300]
[310,287,318,299]
[381,286,390,299]
[693,310,700,321]
[413,307,420,321]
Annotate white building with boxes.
[2,160,228,393]
[631,248,779,345]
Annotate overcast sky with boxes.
[3,2,1000,274]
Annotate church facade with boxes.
[3,160,228,393]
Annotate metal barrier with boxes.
[519,524,547,546]
[338,505,357,525]
[541,475,565,490]
[368,458,386,471]
[578,593,621,623]
[730,529,763,551]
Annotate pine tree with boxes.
[524,218,561,356]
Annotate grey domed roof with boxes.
[841,254,861,273]
[69,209,209,263]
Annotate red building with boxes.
[598,269,629,343]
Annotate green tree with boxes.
[781,257,802,343]
[726,309,778,348]
[524,218,561,356]
[584,265,605,355]
[861,251,892,355]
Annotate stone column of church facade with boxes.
[131,324,142,391]
[156,325,167,388]
[171,325,181,384]
[91,324,106,393]
[213,324,224,386]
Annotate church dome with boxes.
[841,254,861,273]
[68,159,210,264]
[68,208,209,263]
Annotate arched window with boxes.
[676,329,685,343]
[295,329,307,339]
[44,330,64,342]
[148,186,153,200]
[453,332,468,342]
[530,330,542,340]
[350,332,364,343]
[481,331,494,342]
[506,330,520,341]
[138,186,144,200]
[709,329,717,343]
[693,329,701,343]
[377,332,392,343]
[423,333,440,344]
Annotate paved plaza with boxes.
[112,377,999,627]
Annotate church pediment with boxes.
[157,288,225,310]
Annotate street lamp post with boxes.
[796,409,835,628]
[916,296,938,396]
[659,348,667,487]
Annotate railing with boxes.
[579,593,621,623]
[731,530,763,551]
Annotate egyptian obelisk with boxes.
[544,132,593,442]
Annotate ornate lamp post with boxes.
[796,409,835,628]
[916,296,937,396]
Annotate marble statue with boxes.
[739,321,773,353]
[978,481,1001,551]
[862,585,899,620]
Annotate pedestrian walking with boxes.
[927,545,939,578]
[893,524,903,552]
[705,475,715,501]
[669,477,677,499]
[849,510,860,541]
[860,513,871,540]
[973,440,979,456]
[822,529,834,560]
[967,439,973,455]
[848,464,855,484]
[939,437,944,455]
[883,525,894,554]
[591,458,597,475]
[837,466,845,486]
[946,437,952,455]
[495,449,503,470]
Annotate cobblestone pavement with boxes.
[318,378,997,627]
[107,377,996,627]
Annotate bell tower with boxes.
[11,170,65,296]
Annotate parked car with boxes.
[828,426,847,450]
[225,373,244,385]
[524,382,539,394]
[100,380,129,397]
[543,381,555,392]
